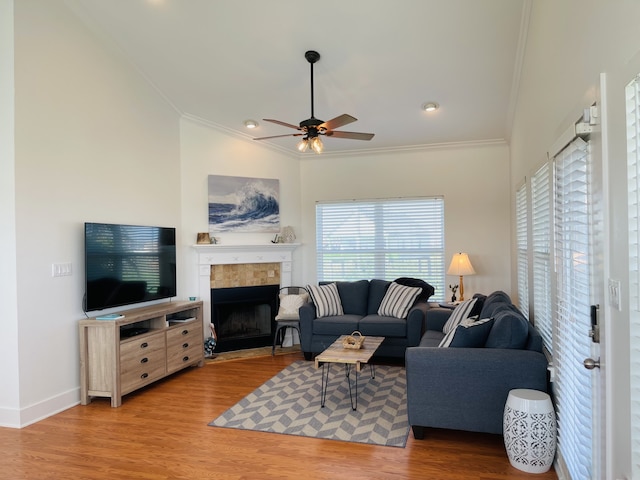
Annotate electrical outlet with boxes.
[609,279,621,311]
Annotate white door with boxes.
[551,84,605,479]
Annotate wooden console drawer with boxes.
[166,322,201,346]
[120,353,166,393]
[166,321,203,373]
[120,331,166,393]
[120,331,165,358]
[167,343,202,373]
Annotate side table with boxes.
[503,389,557,473]
[438,302,458,310]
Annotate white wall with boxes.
[0,0,20,425]
[1,0,181,427]
[179,118,304,296]
[299,142,512,298]
[510,1,640,476]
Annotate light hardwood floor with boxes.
[0,351,557,479]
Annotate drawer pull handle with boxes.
[141,373,148,379]
[183,356,189,362]
[182,342,189,349]
[140,357,148,364]
[140,342,148,349]
[181,329,189,336]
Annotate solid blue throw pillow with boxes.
[484,310,529,349]
[449,318,495,348]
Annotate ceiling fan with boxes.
[253,50,375,153]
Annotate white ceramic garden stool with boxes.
[503,388,557,474]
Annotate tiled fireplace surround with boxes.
[193,244,299,348]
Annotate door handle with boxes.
[589,304,600,344]
[583,358,601,370]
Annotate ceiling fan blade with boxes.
[325,130,375,141]
[319,114,357,131]
[254,133,304,140]
[263,118,301,130]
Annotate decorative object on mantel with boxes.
[447,252,476,301]
[208,175,280,233]
[197,232,211,244]
[280,226,296,243]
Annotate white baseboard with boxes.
[0,387,79,428]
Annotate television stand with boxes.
[78,300,204,407]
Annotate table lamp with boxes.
[447,252,476,301]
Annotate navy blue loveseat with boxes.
[299,279,432,360]
[405,291,549,438]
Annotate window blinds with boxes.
[553,137,594,480]
[531,162,553,353]
[315,198,445,299]
[626,74,640,479]
[516,182,529,317]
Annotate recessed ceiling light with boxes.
[244,120,259,129]
[422,102,439,112]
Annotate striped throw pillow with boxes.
[307,283,344,318]
[442,298,478,334]
[377,281,422,318]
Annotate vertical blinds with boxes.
[531,162,553,353]
[553,137,594,480]
[315,197,445,299]
[626,74,640,479]
[516,182,529,317]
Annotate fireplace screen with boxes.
[210,285,279,352]
[217,303,271,339]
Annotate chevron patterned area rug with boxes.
[209,360,409,447]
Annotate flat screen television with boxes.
[84,222,177,312]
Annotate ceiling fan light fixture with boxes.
[310,136,323,154]
[244,119,259,129]
[422,102,439,112]
[297,138,309,152]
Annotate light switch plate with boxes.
[608,279,621,311]
[52,262,72,277]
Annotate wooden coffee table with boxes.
[314,335,385,410]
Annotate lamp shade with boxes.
[447,253,476,277]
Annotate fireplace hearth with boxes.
[210,285,279,352]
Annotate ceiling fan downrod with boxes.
[305,50,320,121]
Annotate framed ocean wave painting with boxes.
[208,175,280,233]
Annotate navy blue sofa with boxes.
[299,279,431,360]
[405,291,549,438]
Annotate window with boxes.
[315,197,445,300]
[531,162,553,353]
[516,181,529,317]
[626,74,640,478]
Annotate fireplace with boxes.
[192,243,299,352]
[211,285,279,352]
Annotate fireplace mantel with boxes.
[192,243,300,265]
[192,243,300,334]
